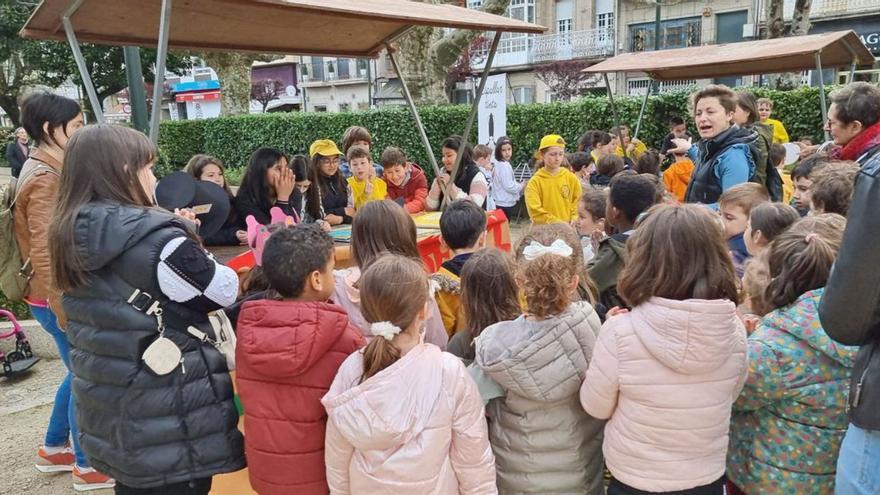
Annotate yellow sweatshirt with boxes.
[347,176,387,210]
[615,139,648,160]
[764,118,790,144]
[525,166,583,224]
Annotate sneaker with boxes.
[35,445,75,473]
[72,466,115,492]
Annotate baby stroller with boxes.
[0,308,39,378]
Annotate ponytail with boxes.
[360,337,401,384]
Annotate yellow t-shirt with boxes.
[765,118,790,144]
[525,167,583,224]
[780,168,794,205]
[615,139,648,160]
[347,177,387,210]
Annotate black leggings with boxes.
[607,476,726,495]
[115,478,212,495]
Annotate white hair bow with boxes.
[371,321,403,341]
[522,239,573,261]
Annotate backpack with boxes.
[0,164,59,302]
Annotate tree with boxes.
[201,52,281,116]
[0,0,43,126]
[535,60,600,101]
[251,78,284,112]
[764,0,814,89]
[396,0,512,104]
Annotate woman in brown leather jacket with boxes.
[14,92,113,490]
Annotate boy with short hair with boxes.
[473,144,496,210]
[588,173,658,309]
[432,200,488,336]
[590,154,625,187]
[525,134,583,224]
[757,98,790,144]
[236,224,365,495]
[346,144,387,211]
[769,143,793,204]
[719,183,771,277]
[790,154,830,216]
[381,146,428,213]
[809,161,860,216]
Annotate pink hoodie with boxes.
[321,344,496,494]
[580,297,748,492]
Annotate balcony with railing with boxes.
[471,27,616,69]
[756,0,880,20]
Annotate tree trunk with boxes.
[0,94,19,127]
[763,0,813,90]
[766,0,785,39]
[201,52,258,116]
[398,0,512,104]
[790,0,813,36]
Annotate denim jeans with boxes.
[835,423,880,495]
[29,305,88,467]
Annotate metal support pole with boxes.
[849,60,857,84]
[61,16,104,123]
[443,31,503,209]
[149,0,173,144]
[124,47,149,133]
[603,73,627,159]
[815,52,830,142]
[385,42,444,183]
[633,82,652,140]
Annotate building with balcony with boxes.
[251,56,303,113]
[466,0,617,104]
[297,54,403,112]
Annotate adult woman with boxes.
[733,91,782,200]
[818,81,880,494]
[674,84,757,206]
[14,93,109,491]
[48,124,245,494]
[184,154,247,246]
[305,139,352,225]
[426,136,488,210]
[5,127,29,177]
[234,147,298,225]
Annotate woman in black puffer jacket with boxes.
[48,124,245,495]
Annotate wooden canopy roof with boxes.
[583,30,873,80]
[21,0,546,57]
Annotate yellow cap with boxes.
[309,139,342,158]
[534,134,566,159]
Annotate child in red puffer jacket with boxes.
[236,224,364,495]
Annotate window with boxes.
[556,0,572,35]
[314,105,327,112]
[629,17,701,52]
[499,0,536,54]
[310,57,324,81]
[511,86,535,104]
[337,58,351,80]
[339,102,351,112]
[356,59,369,78]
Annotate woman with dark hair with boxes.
[233,147,298,225]
[48,124,245,495]
[13,92,109,490]
[184,154,246,245]
[305,139,352,225]
[672,84,758,206]
[426,135,488,210]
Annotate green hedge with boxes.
[158,86,829,180]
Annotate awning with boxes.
[175,91,220,103]
[21,0,545,58]
[583,30,873,80]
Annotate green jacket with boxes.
[588,234,627,309]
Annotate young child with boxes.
[492,136,523,221]
[634,150,660,176]
[346,144,387,211]
[339,125,383,178]
[332,200,448,349]
[790,154,829,216]
[184,154,247,246]
[473,224,605,494]
[809,161,859,216]
[769,143,794,204]
[322,254,496,493]
[743,202,800,256]
[591,154,626,187]
[589,173,657,310]
[576,186,608,263]
[236,224,365,495]
[525,134,583,224]
[432,200,488,337]
[473,144,496,211]
[569,151,594,190]
[728,214,857,495]
[381,146,428,213]
[662,147,696,203]
[581,203,748,495]
[447,248,521,365]
[718,183,770,277]
[757,98,790,144]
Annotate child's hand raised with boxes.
[274,166,296,202]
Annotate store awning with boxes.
[583,30,873,80]
[21,0,545,57]
[175,91,220,103]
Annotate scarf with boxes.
[834,121,880,162]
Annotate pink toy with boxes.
[246,207,297,266]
